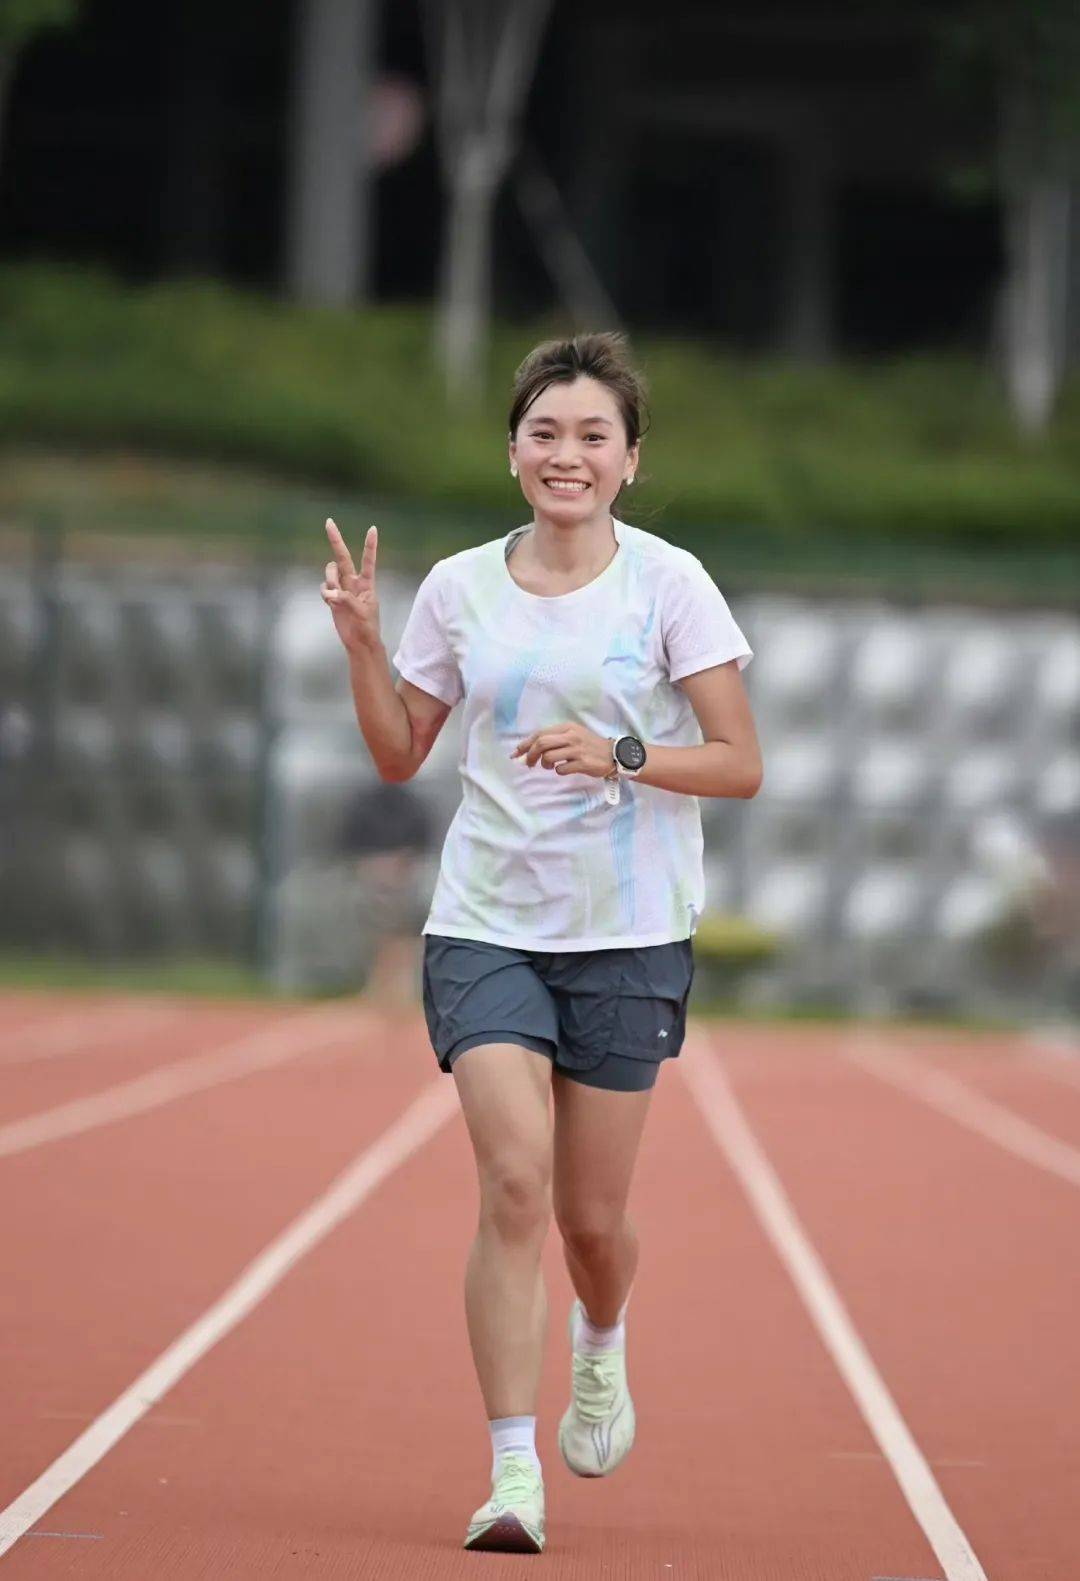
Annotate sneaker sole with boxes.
[464,1513,544,1554]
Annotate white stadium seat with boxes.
[746,861,829,935]
[759,737,840,803]
[841,863,922,939]
[849,736,934,810]
[934,875,1008,941]
[745,609,840,725]
[942,746,1024,811]
[0,586,41,688]
[848,619,930,725]
[55,706,116,772]
[1035,752,1080,817]
[939,627,1022,725]
[1032,629,1080,720]
[131,710,193,773]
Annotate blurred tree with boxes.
[513,142,621,333]
[420,0,554,401]
[286,0,379,306]
[0,0,78,177]
[933,1,1080,433]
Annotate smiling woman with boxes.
[327,328,760,1556]
[505,334,646,585]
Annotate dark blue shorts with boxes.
[422,934,695,1092]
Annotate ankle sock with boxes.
[574,1294,630,1354]
[489,1415,541,1479]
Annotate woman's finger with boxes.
[325,560,339,587]
[325,517,356,581]
[358,523,378,584]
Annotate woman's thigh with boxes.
[452,1041,555,1205]
[550,1071,654,1242]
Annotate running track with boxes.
[2,988,1078,1578]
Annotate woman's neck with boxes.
[524,511,617,577]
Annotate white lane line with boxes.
[0,1005,364,1160]
[680,1031,989,1581]
[841,1031,1080,1191]
[0,1074,458,1559]
[1020,1027,1080,1091]
[1,1001,187,1067]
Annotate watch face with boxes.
[616,736,646,770]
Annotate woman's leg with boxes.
[550,1071,655,1325]
[452,1041,554,1418]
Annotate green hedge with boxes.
[2,259,1080,550]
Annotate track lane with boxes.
[4,1014,951,1577]
[717,1022,1080,1581]
[844,1027,1080,1156]
[0,994,190,1066]
[1,999,430,1512]
[0,999,303,1125]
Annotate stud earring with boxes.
[625,475,634,486]
[510,465,518,477]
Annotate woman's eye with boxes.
[586,434,606,442]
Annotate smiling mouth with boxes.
[543,479,590,493]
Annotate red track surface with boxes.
[2,991,1077,1578]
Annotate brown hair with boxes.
[508,330,650,448]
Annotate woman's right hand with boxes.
[322,518,381,655]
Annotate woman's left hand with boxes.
[511,723,616,780]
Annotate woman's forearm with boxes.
[346,641,414,781]
[634,741,762,799]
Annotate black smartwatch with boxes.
[612,734,647,777]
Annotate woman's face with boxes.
[509,376,638,525]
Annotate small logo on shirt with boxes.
[657,1029,668,1039]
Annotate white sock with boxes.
[489,1415,541,1479]
[574,1294,630,1354]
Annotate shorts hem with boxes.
[556,1052,664,1092]
[441,1030,557,1074]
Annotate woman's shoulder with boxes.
[620,520,708,584]
[416,535,506,590]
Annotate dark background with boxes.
[1,0,1002,353]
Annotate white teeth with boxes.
[545,480,588,492]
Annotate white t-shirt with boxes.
[390,516,753,951]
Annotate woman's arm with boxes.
[638,660,761,798]
[323,518,415,782]
[514,658,762,800]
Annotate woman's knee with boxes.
[556,1210,629,1262]
[479,1159,552,1242]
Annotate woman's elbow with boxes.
[740,755,764,799]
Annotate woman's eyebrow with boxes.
[524,414,614,426]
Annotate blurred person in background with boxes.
[1028,809,1080,1014]
[320,331,761,1555]
[340,779,432,1009]
[972,806,1080,1016]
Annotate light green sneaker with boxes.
[463,1452,545,1554]
[558,1298,636,1477]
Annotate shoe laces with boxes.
[571,1349,621,1421]
[492,1453,541,1509]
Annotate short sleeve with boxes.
[390,564,464,708]
[662,559,753,682]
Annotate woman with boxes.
[321,331,762,1555]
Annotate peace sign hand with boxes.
[321,518,382,656]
